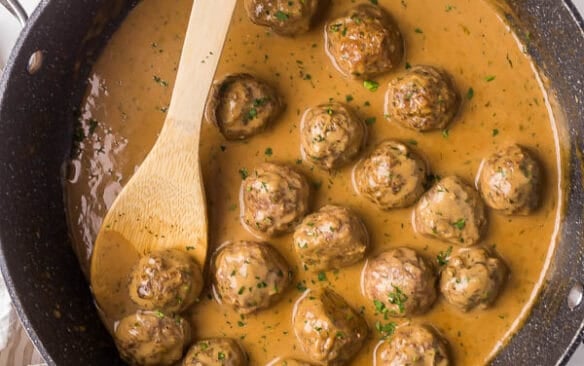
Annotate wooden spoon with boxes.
[89,0,237,326]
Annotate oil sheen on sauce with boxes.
[65,0,563,364]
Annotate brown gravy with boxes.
[65,0,563,364]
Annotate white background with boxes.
[0,0,583,364]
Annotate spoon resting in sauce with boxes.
[89,0,237,327]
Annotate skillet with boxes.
[0,0,582,364]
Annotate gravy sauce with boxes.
[65,0,563,364]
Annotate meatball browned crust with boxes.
[128,249,203,313]
[293,288,369,364]
[440,247,507,312]
[241,163,310,237]
[206,73,284,140]
[183,338,248,366]
[325,4,404,78]
[115,310,190,366]
[385,65,460,132]
[213,241,292,314]
[353,140,427,209]
[300,102,367,170]
[293,205,369,271]
[413,176,487,246]
[375,324,450,366]
[244,0,322,36]
[362,247,437,317]
[478,144,542,215]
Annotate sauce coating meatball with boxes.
[300,102,366,170]
[362,247,437,317]
[293,288,369,364]
[241,163,310,237]
[478,144,542,215]
[293,205,369,271]
[375,324,450,366]
[213,241,292,314]
[414,176,487,246]
[385,65,460,131]
[115,310,190,366]
[440,247,507,312]
[183,338,248,366]
[353,140,427,209]
[128,249,203,313]
[205,73,284,140]
[244,0,322,36]
[325,4,404,78]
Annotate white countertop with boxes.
[0,0,583,365]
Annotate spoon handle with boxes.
[164,0,237,141]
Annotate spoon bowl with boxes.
[89,0,237,327]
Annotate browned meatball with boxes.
[183,338,248,366]
[440,247,507,312]
[115,310,190,366]
[241,163,310,237]
[213,241,292,314]
[244,0,322,36]
[375,324,450,366]
[293,205,369,271]
[300,102,367,170]
[205,73,284,140]
[128,249,203,313]
[293,288,369,364]
[325,4,404,78]
[362,247,437,317]
[353,140,427,209]
[414,176,487,246]
[385,65,460,131]
[478,144,542,215]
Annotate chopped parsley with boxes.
[415,27,424,33]
[369,0,378,4]
[265,147,273,156]
[363,80,379,92]
[442,129,449,138]
[375,320,397,339]
[452,218,466,230]
[317,271,327,281]
[345,94,354,102]
[492,128,499,136]
[485,75,496,82]
[365,117,376,125]
[388,286,408,314]
[238,168,249,180]
[467,87,474,100]
[437,246,453,266]
[275,11,289,21]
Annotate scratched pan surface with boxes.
[0,0,581,364]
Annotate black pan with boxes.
[0,0,582,365]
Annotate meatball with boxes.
[183,338,248,366]
[362,247,437,317]
[205,73,284,140]
[241,163,310,237]
[325,4,403,78]
[293,205,369,271]
[244,0,322,36]
[478,144,542,215]
[384,65,460,131]
[414,176,487,246]
[375,324,450,366]
[440,247,507,312]
[353,140,428,209]
[128,249,203,313]
[300,102,366,170]
[115,310,190,366]
[293,288,369,364]
[213,241,292,314]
